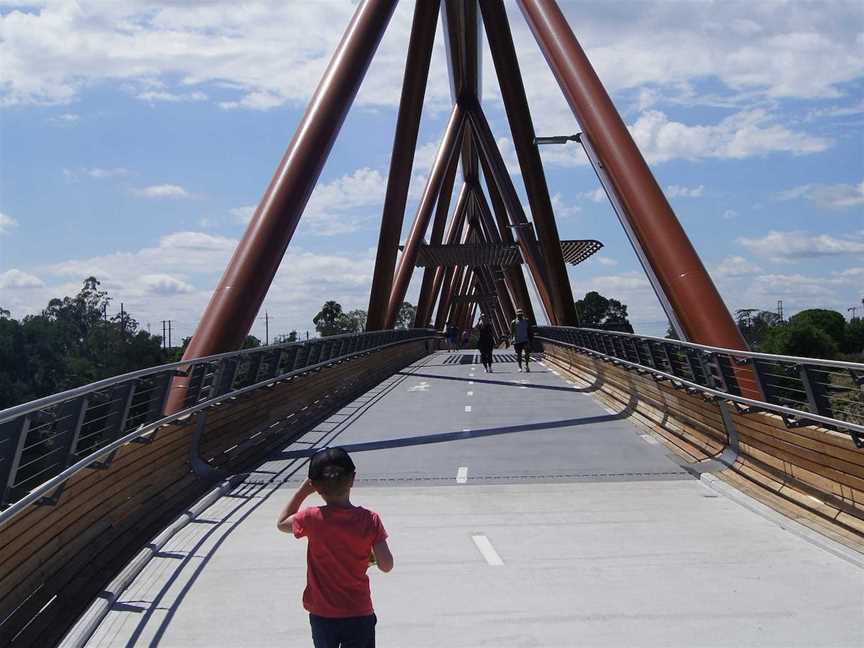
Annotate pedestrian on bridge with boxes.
[444,321,459,352]
[277,447,394,648]
[510,309,535,372]
[476,315,496,373]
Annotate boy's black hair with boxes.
[308,447,355,496]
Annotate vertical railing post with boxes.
[2,416,30,506]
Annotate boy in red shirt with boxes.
[277,447,393,648]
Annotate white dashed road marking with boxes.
[472,535,504,566]
[467,391,473,397]
[639,434,659,445]
[465,405,472,412]
[456,466,468,484]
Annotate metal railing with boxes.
[0,329,438,515]
[536,327,864,447]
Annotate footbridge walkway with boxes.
[1,330,862,647]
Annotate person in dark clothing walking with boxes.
[510,308,534,372]
[476,315,496,373]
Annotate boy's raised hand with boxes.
[276,478,317,533]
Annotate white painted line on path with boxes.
[465,405,472,412]
[462,428,471,432]
[639,434,660,445]
[472,534,504,566]
[466,391,473,397]
[456,466,468,484]
[468,381,474,385]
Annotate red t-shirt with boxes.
[292,505,388,618]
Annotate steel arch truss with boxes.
[178,0,749,401]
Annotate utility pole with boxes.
[120,302,125,340]
[168,320,173,349]
[777,300,784,322]
[265,311,269,345]
[850,306,859,320]
[162,321,166,350]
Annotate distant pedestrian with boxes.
[510,308,534,372]
[277,447,393,648]
[445,321,459,352]
[476,315,495,372]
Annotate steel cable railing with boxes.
[535,326,864,447]
[0,329,438,514]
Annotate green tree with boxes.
[242,335,262,349]
[313,301,362,336]
[788,309,846,349]
[574,291,633,332]
[346,309,367,332]
[761,321,838,360]
[395,302,416,329]
[735,308,782,347]
[313,301,344,336]
[274,330,298,344]
[0,278,169,408]
[843,318,864,356]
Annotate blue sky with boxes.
[0,0,862,342]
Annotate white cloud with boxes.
[8,229,379,340]
[230,205,256,224]
[131,184,191,199]
[713,256,762,277]
[595,256,618,267]
[139,273,195,295]
[806,99,864,120]
[0,269,44,289]
[0,212,18,234]
[137,90,207,103]
[739,230,864,259]
[833,267,864,278]
[578,188,606,203]
[550,193,581,218]
[722,209,738,220]
[629,109,830,163]
[235,167,387,235]
[88,167,129,179]
[665,184,704,198]
[777,180,864,209]
[48,112,79,125]
[0,2,445,110]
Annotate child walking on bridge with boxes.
[278,447,394,648]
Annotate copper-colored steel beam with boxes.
[472,188,517,307]
[432,198,470,329]
[470,191,516,323]
[366,0,441,331]
[517,1,752,356]
[480,0,577,326]
[444,0,482,184]
[469,106,556,323]
[414,163,463,328]
[450,266,472,326]
[477,155,535,324]
[167,0,396,413]
[386,104,465,328]
[439,264,466,328]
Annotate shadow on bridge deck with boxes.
[67,351,863,648]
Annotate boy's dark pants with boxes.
[309,614,376,648]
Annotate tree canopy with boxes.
[0,277,167,409]
[574,291,633,333]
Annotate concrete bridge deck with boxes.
[70,351,863,647]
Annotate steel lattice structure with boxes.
[170,0,754,408]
